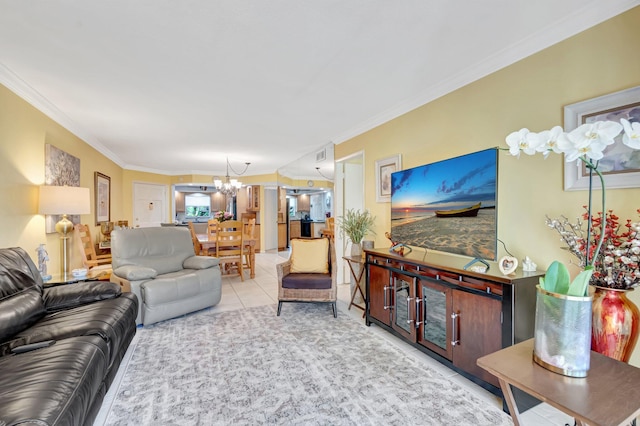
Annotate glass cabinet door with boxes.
[392,272,416,341]
[417,278,453,360]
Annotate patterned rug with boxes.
[102,304,512,425]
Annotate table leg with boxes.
[498,378,522,426]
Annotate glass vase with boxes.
[591,286,639,362]
[533,285,592,377]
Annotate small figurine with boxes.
[522,256,537,272]
[36,244,52,281]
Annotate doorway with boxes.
[335,151,364,284]
[133,182,168,227]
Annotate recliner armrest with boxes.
[43,281,121,312]
[113,265,158,281]
[183,255,220,270]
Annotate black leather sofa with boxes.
[0,247,138,426]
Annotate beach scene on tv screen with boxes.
[391,149,497,260]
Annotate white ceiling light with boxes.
[214,158,251,197]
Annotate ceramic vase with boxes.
[591,286,639,363]
[350,242,363,303]
[533,285,592,377]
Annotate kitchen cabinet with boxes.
[290,220,301,239]
[247,185,260,211]
[278,223,287,250]
[175,192,185,212]
[296,194,310,212]
[366,248,540,396]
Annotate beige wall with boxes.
[1,7,639,364]
[336,6,640,365]
[0,84,123,271]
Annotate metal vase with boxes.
[533,285,592,377]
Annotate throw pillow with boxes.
[290,238,329,274]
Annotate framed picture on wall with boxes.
[375,154,401,202]
[564,85,640,190]
[95,172,110,225]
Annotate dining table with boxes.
[197,233,257,279]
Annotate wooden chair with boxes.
[242,218,256,270]
[216,220,244,281]
[321,217,334,240]
[277,237,336,317]
[207,219,219,240]
[73,223,112,280]
[187,221,207,256]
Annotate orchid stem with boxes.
[580,157,606,268]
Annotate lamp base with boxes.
[55,214,74,277]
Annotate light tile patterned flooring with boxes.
[97,251,577,426]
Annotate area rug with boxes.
[102,304,512,425]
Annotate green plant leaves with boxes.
[539,260,591,297]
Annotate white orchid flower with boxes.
[534,126,570,158]
[506,128,536,157]
[563,138,608,162]
[568,121,623,149]
[621,118,640,149]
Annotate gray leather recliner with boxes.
[110,227,221,325]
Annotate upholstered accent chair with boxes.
[277,237,337,317]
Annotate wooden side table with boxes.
[477,338,640,426]
[343,255,366,318]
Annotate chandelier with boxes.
[214,157,251,197]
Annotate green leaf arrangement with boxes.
[539,261,593,297]
[337,209,376,244]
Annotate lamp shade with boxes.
[39,185,91,215]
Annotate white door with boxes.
[335,152,364,284]
[133,182,168,227]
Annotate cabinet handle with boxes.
[383,285,391,310]
[451,312,460,346]
[415,297,423,328]
[406,296,415,325]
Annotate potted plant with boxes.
[337,209,376,257]
[506,117,640,372]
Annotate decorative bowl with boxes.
[72,268,88,278]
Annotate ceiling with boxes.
[1,1,638,178]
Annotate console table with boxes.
[477,339,640,426]
[365,248,542,399]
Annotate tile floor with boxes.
[96,251,579,425]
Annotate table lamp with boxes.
[39,185,91,277]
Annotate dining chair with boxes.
[242,218,256,270]
[187,221,208,256]
[207,219,219,239]
[73,223,112,279]
[216,220,244,281]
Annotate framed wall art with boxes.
[95,172,111,225]
[564,85,640,190]
[375,154,401,202]
[44,144,80,233]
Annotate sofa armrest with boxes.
[43,281,121,312]
[276,260,292,283]
[113,265,158,281]
[183,255,220,270]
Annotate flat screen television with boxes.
[390,148,498,260]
